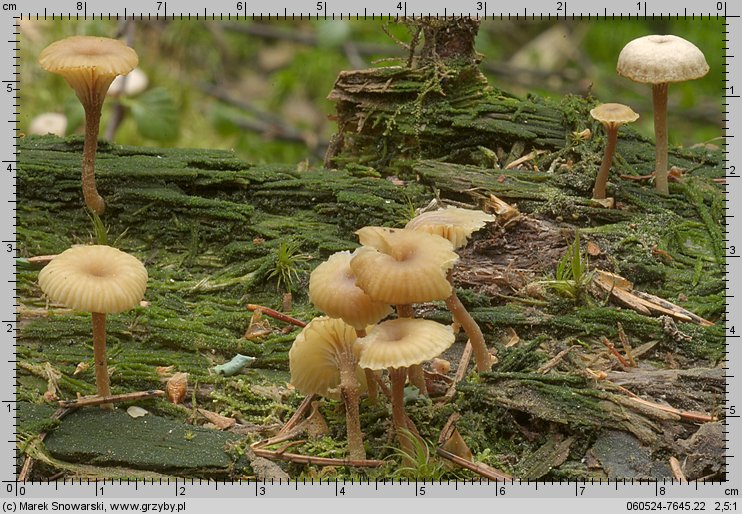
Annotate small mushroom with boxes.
[107,67,148,98]
[29,112,67,136]
[39,36,138,214]
[309,250,393,332]
[589,103,639,201]
[358,318,455,458]
[406,207,496,372]
[309,250,392,402]
[289,316,367,460]
[351,227,458,393]
[617,35,708,195]
[38,245,147,409]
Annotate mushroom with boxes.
[289,316,367,460]
[39,36,139,214]
[406,206,496,372]
[617,35,708,195]
[589,103,639,201]
[29,112,67,136]
[38,245,148,409]
[308,250,392,402]
[107,67,148,98]
[358,318,454,459]
[351,227,458,393]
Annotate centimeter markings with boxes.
[3,1,738,497]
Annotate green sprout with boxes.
[536,231,594,304]
[267,240,312,293]
[388,429,448,480]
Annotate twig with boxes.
[436,448,512,480]
[600,336,629,369]
[441,341,473,401]
[505,150,547,170]
[441,341,473,402]
[23,255,57,267]
[17,408,70,481]
[537,346,578,374]
[438,412,462,445]
[277,394,314,436]
[609,383,717,423]
[246,304,306,328]
[58,389,165,408]
[616,322,637,367]
[669,456,687,481]
[251,447,385,468]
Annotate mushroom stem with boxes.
[390,367,415,463]
[82,102,106,214]
[395,304,428,396]
[652,82,670,195]
[91,312,112,410]
[338,353,366,461]
[355,328,378,404]
[592,124,619,200]
[444,270,492,373]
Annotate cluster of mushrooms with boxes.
[36,36,147,409]
[590,34,709,201]
[289,206,495,459]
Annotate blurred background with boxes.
[20,17,724,164]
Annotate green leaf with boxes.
[128,87,180,142]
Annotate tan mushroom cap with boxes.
[589,103,640,127]
[309,251,392,330]
[39,36,139,107]
[358,318,455,370]
[405,206,495,249]
[289,317,366,397]
[38,245,147,314]
[351,227,458,304]
[617,35,709,84]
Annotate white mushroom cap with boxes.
[29,113,67,136]
[617,35,709,84]
[108,67,149,97]
[38,245,148,314]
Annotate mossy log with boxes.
[18,54,724,480]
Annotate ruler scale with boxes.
[3,0,738,509]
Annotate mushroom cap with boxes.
[351,227,458,304]
[29,112,68,137]
[309,250,393,330]
[617,35,709,84]
[589,103,640,127]
[358,318,455,370]
[289,317,366,397]
[39,36,139,107]
[405,206,495,249]
[38,245,148,314]
[107,67,149,97]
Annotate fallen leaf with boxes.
[156,365,174,378]
[166,372,188,405]
[431,358,450,375]
[503,327,520,348]
[73,362,89,376]
[587,241,601,256]
[212,354,256,376]
[442,428,473,462]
